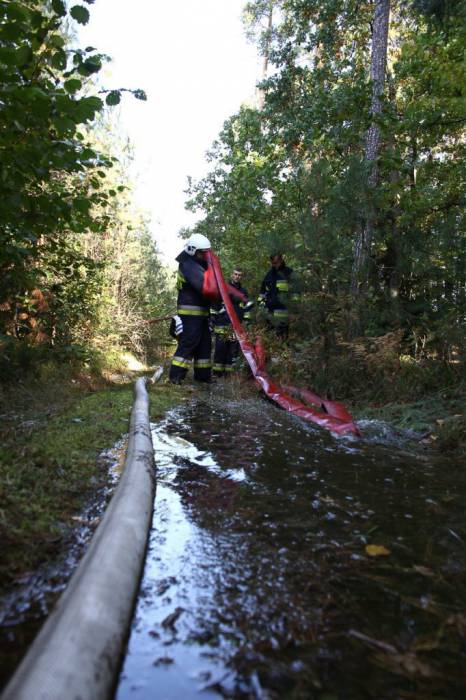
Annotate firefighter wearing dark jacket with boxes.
[259,253,293,337]
[211,268,252,377]
[169,236,247,384]
[169,234,216,383]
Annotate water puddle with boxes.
[117,427,231,699]
[116,396,466,699]
[1,392,464,698]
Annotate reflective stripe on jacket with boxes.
[260,265,293,313]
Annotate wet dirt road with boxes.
[116,392,466,700]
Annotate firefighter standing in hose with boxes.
[211,267,253,377]
[258,253,294,338]
[169,235,245,384]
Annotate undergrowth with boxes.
[250,323,465,450]
[0,362,184,591]
[258,325,464,405]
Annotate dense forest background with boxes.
[0,0,464,402]
[185,0,465,400]
[0,0,172,380]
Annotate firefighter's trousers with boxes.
[169,315,212,383]
[213,334,238,376]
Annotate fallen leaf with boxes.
[153,656,174,666]
[365,544,391,557]
[413,565,434,577]
[161,606,184,630]
[373,651,437,679]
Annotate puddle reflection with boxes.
[116,399,466,699]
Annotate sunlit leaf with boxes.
[365,544,391,557]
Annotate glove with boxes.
[169,315,183,339]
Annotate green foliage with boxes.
[70,5,90,25]
[105,90,121,105]
[185,0,464,389]
[0,376,184,589]
[0,0,169,370]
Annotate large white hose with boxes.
[1,377,155,700]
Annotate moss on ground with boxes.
[0,373,184,591]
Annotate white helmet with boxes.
[184,233,211,256]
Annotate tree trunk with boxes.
[387,75,402,319]
[255,1,273,109]
[262,2,273,79]
[351,0,391,296]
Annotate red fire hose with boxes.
[206,251,360,437]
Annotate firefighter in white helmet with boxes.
[169,234,217,383]
[169,233,248,383]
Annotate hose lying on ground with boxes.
[1,377,156,700]
[207,251,360,437]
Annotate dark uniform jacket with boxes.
[212,282,250,330]
[175,251,210,316]
[260,264,293,313]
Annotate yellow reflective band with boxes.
[177,309,209,316]
[171,357,191,369]
[273,309,289,318]
[176,272,186,290]
[276,281,289,291]
[193,359,212,367]
[177,305,209,317]
[216,331,235,341]
[213,364,225,371]
[224,366,234,372]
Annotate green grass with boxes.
[0,374,184,590]
[354,387,466,451]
